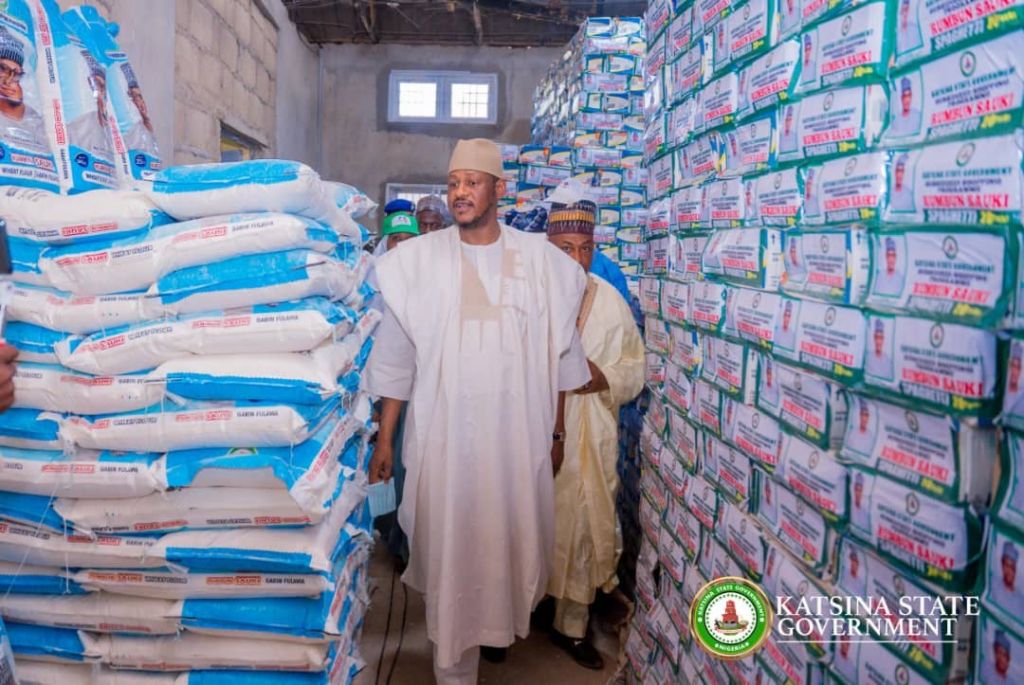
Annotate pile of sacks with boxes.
[0,159,381,684]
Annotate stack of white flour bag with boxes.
[0,2,383,684]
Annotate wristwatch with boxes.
[553,431,566,443]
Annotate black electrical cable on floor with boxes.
[384,581,409,685]
[374,564,398,685]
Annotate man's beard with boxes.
[456,202,494,230]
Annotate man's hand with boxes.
[551,439,565,476]
[369,442,394,484]
[575,359,609,395]
[0,345,17,413]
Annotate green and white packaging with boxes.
[704,432,755,504]
[763,545,831,657]
[835,539,974,684]
[751,167,805,227]
[665,360,695,414]
[830,634,941,685]
[701,227,785,288]
[675,133,719,187]
[1001,336,1024,431]
[699,178,747,228]
[884,33,1024,147]
[672,185,705,231]
[737,39,803,119]
[721,112,778,177]
[646,196,672,237]
[723,286,782,348]
[716,500,764,577]
[690,378,724,435]
[671,498,704,563]
[781,227,870,304]
[982,523,1024,636]
[696,0,735,33]
[796,1,893,95]
[775,432,848,521]
[757,474,835,572]
[686,473,720,531]
[639,278,663,318]
[893,0,1024,70]
[701,332,760,402]
[803,151,889,226]
[645,352,667,387]
[778,84,888,163]
[863,313,999,417]
[758,354,849,449]
[690,279,730,333]
[668,4,697,60]
[669,324,703,376]
[864,228,1014,327]
[660,429,691,497]
[644,315,672,357]
[772,298,867,383]
[777,0,803,38]
[841,393,996,504]
[973,610,1024,685]
[667,97,697,147]
[993,431,1024,530]
[721,0,778,69]
[661,280,692,326]
[668,231,710,282]
[847,468,982,589]
[698,72,741,131]
[883,132,1024,227]
[668,46,705,106]
[667,404,702,472]
[646,393,669,436]
[723,396,785,468]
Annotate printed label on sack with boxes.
[782,228,871,305]
[669,324,703,376]
[690,379,723,435]
[723,287,781,349]
[672,185,705,230]
[699,72,740,131]
[863,314,998,416]
[724,0,774,67]
[645,316,672,356]
[752,167,803,227]
[700,178,746,228]
[781,85,888,162]
[668,97,697,148]
[702,227,783,289]
[649,153,675,199]
[759,478,831,569]
[639,277,661,316]
[701,333,757,402]
[686,475,720,530]
[763,546,830,655]
[719,501,764,577]
[671,46,705,105]
[690,280,729,333]
[704,433,753,504]
[667,406,701,472]
[759,355,847,449]
[669,232,710,283]
[894,0,1024,70]
[865,229,1009,327]
[798,2,891,94]
[661,280,691,325]
[884,133,1023,227]
[804,152,889,226]
[773,299,867,382]
[665,361,695,414]
[723,397,783,468]
[885,33,1024,146]
[739,39,802,118]
[1002,337,1024,432]
[668,5,696,58]
[777,433,848,520]
[677,133,720,188]
[647,196,673,236]
[983,524,1024,635]
[722,113,777,177]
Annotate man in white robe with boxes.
[544,201,644,670]
[363,138,591,684]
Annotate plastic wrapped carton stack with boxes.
[530,17,650,286]
[621,0,1024,681]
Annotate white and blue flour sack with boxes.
[326,181,377,220]
[0,186,169,243]
[148,248,367,317]
[0,407,60,448]
[0,592,181,635]
[883,32,1024,147]
[0,0,59,191]
[8,621,98,663]
[0,490,66,532]
[60,396,341,452]
[13,362,163,414]
[72,567,331,600]
[150,160,361,240]
[884,132,1024,227]
[8,284,161,335]
[62,5,161,181]
[0,561,84,595]
[57,298,357,375]
[39,212,343,295]
[4,320,65,363]
[153,309,379,405]
[7,237,49,287]
[0,445,162,498]
[30,0,119,192]
[0,519,158,568]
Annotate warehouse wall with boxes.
[60,0,320,166]
[319,44,561,206]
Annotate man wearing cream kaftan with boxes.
[364,139,590,683]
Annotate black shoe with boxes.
[480,646,507,664]
[550,631,604,670]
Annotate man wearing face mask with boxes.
[364,138,591,684]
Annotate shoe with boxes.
[480,646,507,664]
[550,631,604,670]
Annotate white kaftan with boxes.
[363,224,590,669]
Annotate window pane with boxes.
[451,82,491,119]
[398,81,437,118]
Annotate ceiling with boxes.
[283,0,649,47]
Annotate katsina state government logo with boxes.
[691,577,773,660]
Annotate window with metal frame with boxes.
[385,182,449,208]
[387,70,498,125]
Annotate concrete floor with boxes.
[356,540,622,685]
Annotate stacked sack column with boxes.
[0,162,381,684]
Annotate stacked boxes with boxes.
[531,17,651,280]
[623,0,1023,681]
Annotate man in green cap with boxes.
[381,211,421,252]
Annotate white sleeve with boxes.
[362,305,416,401]
[558,328,591,391]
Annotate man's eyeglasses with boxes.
[0,64,24,84]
